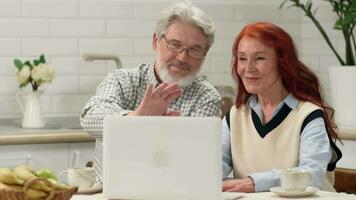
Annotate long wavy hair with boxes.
[232,22,338,139]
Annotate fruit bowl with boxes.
[0,177,78,200]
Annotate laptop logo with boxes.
[153,150,170,167]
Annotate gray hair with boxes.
[154,0,215,50]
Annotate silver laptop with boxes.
[103,116,225,200]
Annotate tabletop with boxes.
[71,191,356,200]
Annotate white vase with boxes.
[329,66,356,129]
[16,91,45,128]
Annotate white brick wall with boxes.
[0,0,338,118]
[23,1,78,17]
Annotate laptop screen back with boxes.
[103,116,222,200]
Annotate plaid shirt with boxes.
[80,63,221,183]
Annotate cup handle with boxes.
[58,171,69,184]
[15,92,24,114]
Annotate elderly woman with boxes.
[222,22,342,193]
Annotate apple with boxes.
[36,168,58,181]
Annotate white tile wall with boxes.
[0,19,49,37]
[23,1,77,17]
[0,39,21,56]
[51,19,106,36]
[0,1,21,17]
[79,38,133,56]
[79,1,133,18]
[22,38,78,56]
[0,0,341,118]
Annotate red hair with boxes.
[232,22,338,139]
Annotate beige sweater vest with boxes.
[229,101,335,191]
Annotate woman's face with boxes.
[236,36,283,95]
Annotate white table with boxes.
[71,191,356,200]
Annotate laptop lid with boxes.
[103,116,222,200]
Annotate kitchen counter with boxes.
[1,117,355,145]
[338,129,356,141]
[71,191,356,200]
[0,117,95,145]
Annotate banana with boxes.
[0,168,24,185]
[47,178,72,190]
[0,181,22,190]
[13,165,52,192]
[47,178,65,189]
[13,165,37,181]
[26,188,48,200]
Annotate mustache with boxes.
[166,60,190,70]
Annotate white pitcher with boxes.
[16,91,45,128]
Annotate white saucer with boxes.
[76,183,103,194]
[270,186,319,197]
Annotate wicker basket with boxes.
[0,177,78,200]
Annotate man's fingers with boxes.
[165,89,183,102]
[152,82,168,97]
[145,84,154,96]
[161,82,179,93]
[153,82,180,98]
[165,111,181,116]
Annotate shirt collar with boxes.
[248,93,298,109]
[283,93,299,109]
[148,63,160,87]
[248,93,299,120]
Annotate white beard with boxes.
[157,60,201,87]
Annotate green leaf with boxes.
[344,15,355,25]
[334,20,343,30]
[39,54,46,63]
[279,0,289,9]
[351,1,356,10]
[34,59,40,66]
[19,80,29,88]
[306,1,313,13]
[24,60,32,68]
[13,59,23,70]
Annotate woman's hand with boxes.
[222,177,255,193]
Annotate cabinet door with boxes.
[0,143,69,174]
[68,142,95,168]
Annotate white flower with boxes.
[31,65,45,82]
[14,55,55,91]
[17,65,31,84]
[31,64,55,83]
[42,64,55,83]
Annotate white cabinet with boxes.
[0,142,95,174]
[0,143,69,174]
[69,142,95,168]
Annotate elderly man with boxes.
[80,1,221,183]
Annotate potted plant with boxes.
[280,0,356,129]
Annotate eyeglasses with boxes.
[161,35,206,60]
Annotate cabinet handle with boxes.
[71,151,80,168]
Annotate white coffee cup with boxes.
[59,167,95,188]
[280,168,312,191]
